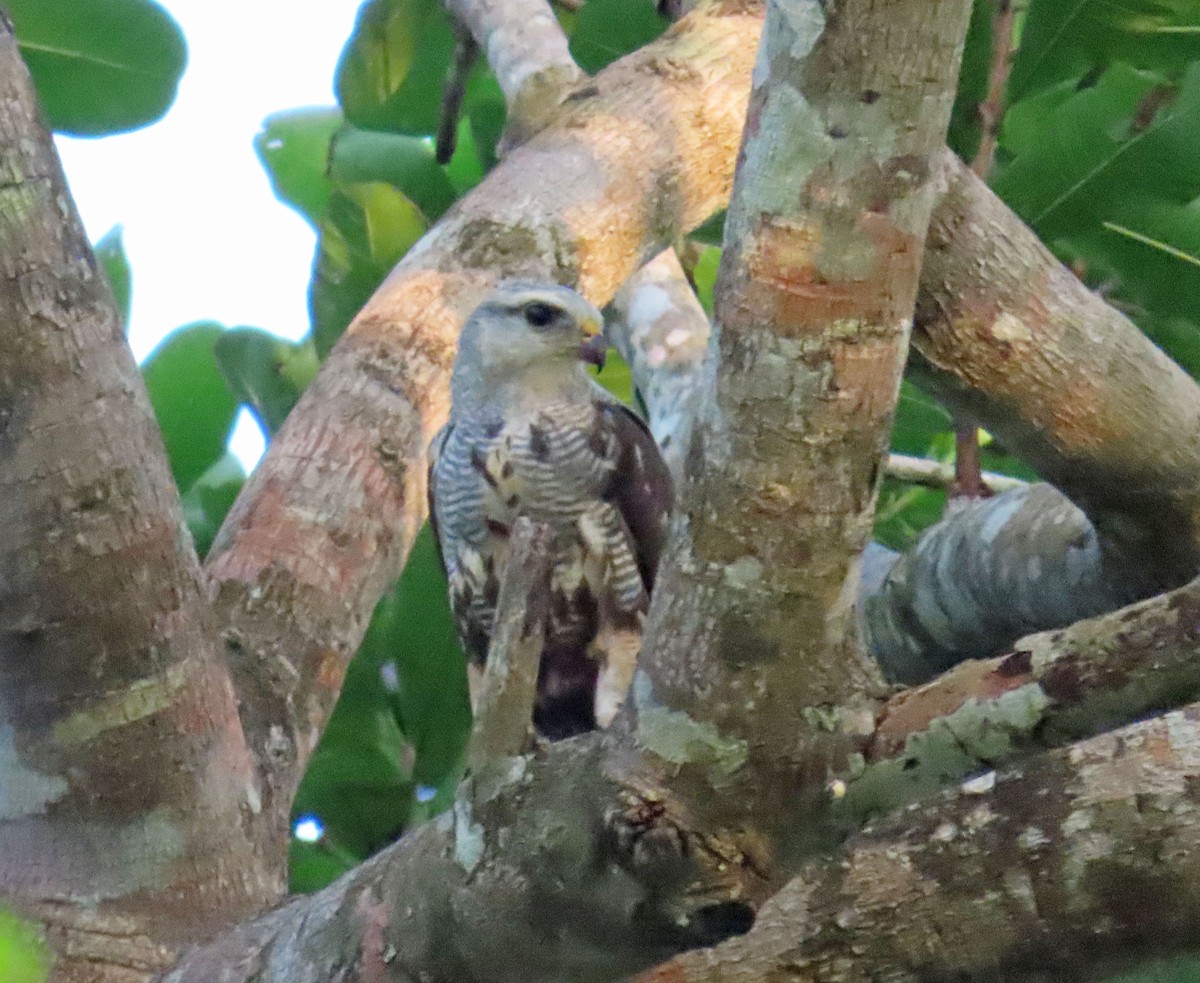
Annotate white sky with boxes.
[55,0,367,468]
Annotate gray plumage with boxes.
[429,282,673,738]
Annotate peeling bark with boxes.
[0,18,276,980]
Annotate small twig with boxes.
[970,0,1016,181]
[955,0,1016,498]
[436,24,479,164]
[886,453,1026,495]
[465,519,554,773]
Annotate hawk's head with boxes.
[455,282,608,394]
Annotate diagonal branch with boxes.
[444,0,585,152]
[606,248,710,480]
[916,150,1200,594]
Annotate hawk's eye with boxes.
[523,302,557,328]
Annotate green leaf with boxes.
[255,107,342,228]
[310,182,428,357]
[890,381,952,457]
[93,225,131,331]
[994,63,1200,328]
[335,0,457,136]
[10,0,186,136]
[443,116,486,194]
[569,0,669,74]
[214,328,318,435]
[0,908,49,983]
[595,350,634,405]
[142,322,239,493]
[690,245,723,314]
[464,68,506,174]
[330,127,458,220]
[181,453,245,559]
[292,523,470,878]
[1009,0,1200,102]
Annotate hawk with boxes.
[429,282,673,739]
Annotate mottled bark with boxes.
[915,150,1200,593]
[861,575,1200,814]
[164,733,756,983]
[640,703,1200,983]
[637,0,971,861]
[864,483,1135,683]
[0,17,276,981]
[205,0,761,850]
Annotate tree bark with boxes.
[635,0,971,862]
[915,150,1200,593]
[640,702,1200,983]
[0,15,277,980]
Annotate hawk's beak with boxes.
[578,317,607,370]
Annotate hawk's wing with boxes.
[594,399,673,591]
[426,422,452,582]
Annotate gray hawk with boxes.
[428,282,673,739]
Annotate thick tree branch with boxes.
[205,0,762,848]
[641,703,1200,983]
[636,0,971,860]
[165,731,760,983]
[915,150,1200,594]
[0,16,275,978]
[861,575,1200,813]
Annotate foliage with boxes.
[8,0,185,136]
[0,908,49,983]
[19,8,1200,971]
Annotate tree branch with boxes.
[444,0,585,152]
[861,574,1200,813]
[863,483,1137,683]
[0,16,275,976]
[640,702,1200,983]
[885,452,1025,494]
[636,0,972,861]
[915,150,1200,594]
[605,249,710,479]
